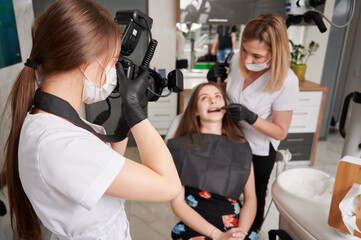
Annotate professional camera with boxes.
[114,9,183,102]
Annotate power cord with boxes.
[310,0,355,28]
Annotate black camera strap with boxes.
[33,89,123,143]
[92,97,111,125]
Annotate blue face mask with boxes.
[245,57,272,72]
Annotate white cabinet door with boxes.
[289,91,323,133]
[148,94,177,134]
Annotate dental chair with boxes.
[164,113,183,144]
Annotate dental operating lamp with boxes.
[285,0,355,33]
[286,0,327,32]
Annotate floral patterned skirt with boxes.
[171,186,241,240]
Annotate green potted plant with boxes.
[289,40,319,81]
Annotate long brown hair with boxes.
[1,0,121,239]
[173,82,246,144]
[239,13,290,93]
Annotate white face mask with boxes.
[81,60,117,104]
[245,57,272,72]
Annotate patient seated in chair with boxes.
[167,82,257,240]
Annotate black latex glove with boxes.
[222,103,258,125]
[0,199,6,216]
[116,62,149,128]
[113,113,130,141]
[207,62,229,82]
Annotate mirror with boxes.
[176,0,287,70]
[175,0,325,71]
[178,0,286,25]
[176,23,243,70]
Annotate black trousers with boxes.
[250,143,276,232]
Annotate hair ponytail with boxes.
[1,0,122,238]
[2,66,42,240]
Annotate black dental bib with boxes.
[34,89,121,143]
[167,133,252,199]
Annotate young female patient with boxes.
[167,82,256,240]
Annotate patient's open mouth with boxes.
[208,108,221,113]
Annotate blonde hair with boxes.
[239,13,290,92]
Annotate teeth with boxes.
[208,109,221,113]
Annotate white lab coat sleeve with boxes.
[272,69,299,111]
[38,129,125,211]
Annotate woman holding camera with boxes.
[208,13,299,237]
[2,0,181,239]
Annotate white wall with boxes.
[304,0,335,84]
[148,0,177,73]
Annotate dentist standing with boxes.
[207,13,299,238]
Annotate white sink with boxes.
[275,168,334,203]
[271,168,357,240]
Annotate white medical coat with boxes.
[18,112,130,239]
[226,52,299,156]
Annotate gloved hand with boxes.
[113,113,130,141]
[116,62,149,128]
[114,96,150,141]
[222,103,258,125]
[207,62,229,82]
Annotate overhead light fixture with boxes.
[208,18,229,23]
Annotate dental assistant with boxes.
[207,13,299,235]
[1,0,181,239]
